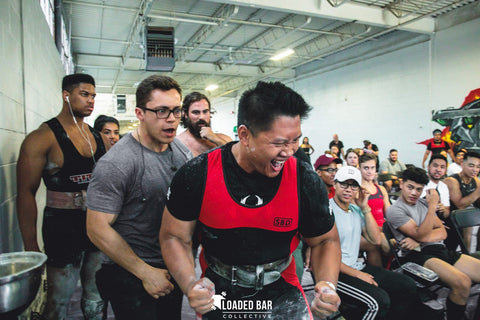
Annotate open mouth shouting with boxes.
[271,159,286,172]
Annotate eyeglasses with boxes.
[337,181,359,191]
[319,168,338,174]
[142,107,182,119]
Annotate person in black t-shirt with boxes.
[160,81,341,320]
[329,134,345,159]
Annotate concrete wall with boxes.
[0,0,64,253]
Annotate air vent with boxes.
[145,26,175,72]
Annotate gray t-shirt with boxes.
[379,159,406,175]
[87,133,192,266]
[385,198,443,255]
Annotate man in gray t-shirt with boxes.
[86,75,192,320]
[386,167,480,320]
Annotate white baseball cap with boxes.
[334,166,362,186]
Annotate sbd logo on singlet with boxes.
[273,217,292,227]
[69,173,92,184]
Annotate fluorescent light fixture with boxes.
[270,48,295,61]
[205,84,219,91]
[149,14,218,26]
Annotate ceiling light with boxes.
[205,84,219,91]
[270,48,295,61]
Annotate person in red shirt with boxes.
[315,154,343,199]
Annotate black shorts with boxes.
[42,207,98,267]
[403,244,462,266]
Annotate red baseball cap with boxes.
[314,154,342,170]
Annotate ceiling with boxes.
[64,0,479,99]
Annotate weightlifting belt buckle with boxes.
[255,265,265,291]
[73,190,87,210]
[231,266,238,286]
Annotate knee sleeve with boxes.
[80,298,106,320]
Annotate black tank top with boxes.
[450,173,477,210]
[42,118,106,192]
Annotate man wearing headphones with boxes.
[17,74,109,319]
[86,75,192,319]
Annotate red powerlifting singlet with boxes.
[199,148,301,282]
[200,149,298,229]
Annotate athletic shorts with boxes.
[42,207,98,267]
[402,244,462,266]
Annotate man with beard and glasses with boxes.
[177,92,232,157]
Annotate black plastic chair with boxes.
[449,208,480,254]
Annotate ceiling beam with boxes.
[204,0,436,34]
[75,54,295,78]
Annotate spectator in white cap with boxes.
[331,166,423,320]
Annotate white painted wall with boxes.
[210,17,480,168]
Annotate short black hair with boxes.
[237,81,311,135]
[181,92,211,127]
[62,74,95,92]
[428,154,447,166]
[359,153,377,165]
[94,115,120,132]
[402,166,429,185]
[454,148,467,156]
[432,129,442,135]
[136,75,181,110]
[389,149,398,153]
[464,151,480,161]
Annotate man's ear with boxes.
[237,125,250,146]
[135,107,145,121]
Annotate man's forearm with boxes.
[452,191,480,209]
[88,223,149,279]
[415,206,442,242]
[310,239,341,287]
[206,134,229,146]
[422,227,447,242]
[17,192,39,251]
[363,210,382,245]
[160,237,197,293]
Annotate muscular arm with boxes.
[160,207,214,314]
[445,177,480,209]
[200,128,232,146]
[398,190,446,243]
[159,208,196,293]
[16,128,51,251]
[304,224,341,317]
[87,209,173,297]
[356,187,381,245]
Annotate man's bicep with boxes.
[304,223,339,248]
[161,207,197,244]
[17,133,49,194]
